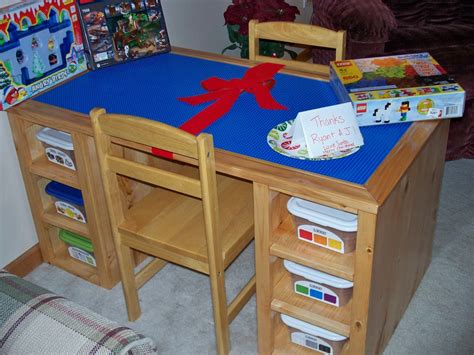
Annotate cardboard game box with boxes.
[0,0,87,110]
[77,0,170,69]
[330,53,465,126]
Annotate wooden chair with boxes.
[90,108,255,355]
[248,19,346,76]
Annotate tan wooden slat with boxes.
[106,155,202,198]
[254,21,343,48]
[227,275,256,323]
[248,20,346,76]
[254,55,329,75]
[97,112,199,159]
[135,258,167,289]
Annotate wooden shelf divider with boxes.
[272,273,351,336]
[42,206,89,237]
[271,227,355,282]
[30,156,80,189]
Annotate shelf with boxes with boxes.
[7,108,120,289]
[263,192,355,354]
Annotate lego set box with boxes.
[0,0,87,110]
[330,53,465,126]
[77,0,170,69]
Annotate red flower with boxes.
[254,0,300,22]
[224,0,299,36]
[224,2,256,34]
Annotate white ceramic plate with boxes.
[267,120,360,160]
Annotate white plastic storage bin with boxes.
[36,127,76,170]
[287,197,357,254]
[283,260,353,307]
[281,314,348,354]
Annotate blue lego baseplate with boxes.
[34,53,412,185]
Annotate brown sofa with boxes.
[311,0,474,160]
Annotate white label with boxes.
[294,280,340,307]
[298,225,345,253]
[289,102,364,158]
[45,147,76,170]
[55,201,86,223]
[68,246,96,267]
[94,52,109,62]
[427,108,443,119]
[290,332,333,354]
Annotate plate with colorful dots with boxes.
[267,120,360,160]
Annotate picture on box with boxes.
[0,0,87,110]
[78,0,170,69]
[330,53,466,126]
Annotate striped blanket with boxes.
[0,270,157,354]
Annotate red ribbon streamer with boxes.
[151,63,287,158]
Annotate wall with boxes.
[0,112,37,267]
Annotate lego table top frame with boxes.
[9,47,448,213]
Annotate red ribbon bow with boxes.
[152,62,287,158]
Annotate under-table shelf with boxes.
[50,251,99,285]
[43,206,89,237]
[272,317,317,355]
[270,226,355,281]
[30,155,80,189]
[271,273,351,337]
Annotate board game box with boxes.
[77,0,170,69]
[330,53,465,126]
[0,0,87,110]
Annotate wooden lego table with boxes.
[7,48,449,354]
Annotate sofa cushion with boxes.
[0,270,157,354]
[386,24,474,52]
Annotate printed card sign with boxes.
[290,102,364,158]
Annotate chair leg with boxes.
[117,242,141,321]
[209,268,230,355]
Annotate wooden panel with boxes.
[106,155,202,198]
[362,121,449,354]
[4,244,43,277]
[72,133,120,289]
[216,151,378,214]
[272,273,351,336]
[365,120,444,204]
[254,183,275,355]
[9,101,92,136]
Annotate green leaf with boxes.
[221,43,239,54]
[227,24,241,43]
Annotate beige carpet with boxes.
[26,159,474,354]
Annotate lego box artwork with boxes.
[0,0,87,110]
[330,53,465,126]
[78,0,170,69]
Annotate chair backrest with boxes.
[248,19,346,76]
[90,108,219,250]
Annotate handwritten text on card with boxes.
[290,102,364,158]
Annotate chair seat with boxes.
[118,174,254,272]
